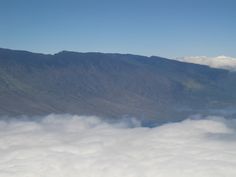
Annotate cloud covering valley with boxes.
[175,56,236,71]
[0,114,236,177]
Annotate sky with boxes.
[0,0,235,58]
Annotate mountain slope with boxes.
[0,48,236,121]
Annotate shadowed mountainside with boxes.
[0,48,236,122]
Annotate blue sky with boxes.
[0,0,235,58]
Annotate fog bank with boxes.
[175,56,236,71]
[0,114,236,177]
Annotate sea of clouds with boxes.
[0,114,236,177]
[175,56,236,71]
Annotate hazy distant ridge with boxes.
[1,48,236,121]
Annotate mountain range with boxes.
[0,48,236,122]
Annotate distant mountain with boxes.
[175,56,236,71]
[0,48,236,122]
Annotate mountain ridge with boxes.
[0,48,236,122]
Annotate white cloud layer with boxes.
[0,114,236,177]
[175,56,236,71]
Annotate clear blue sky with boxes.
[0,0,235,58]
